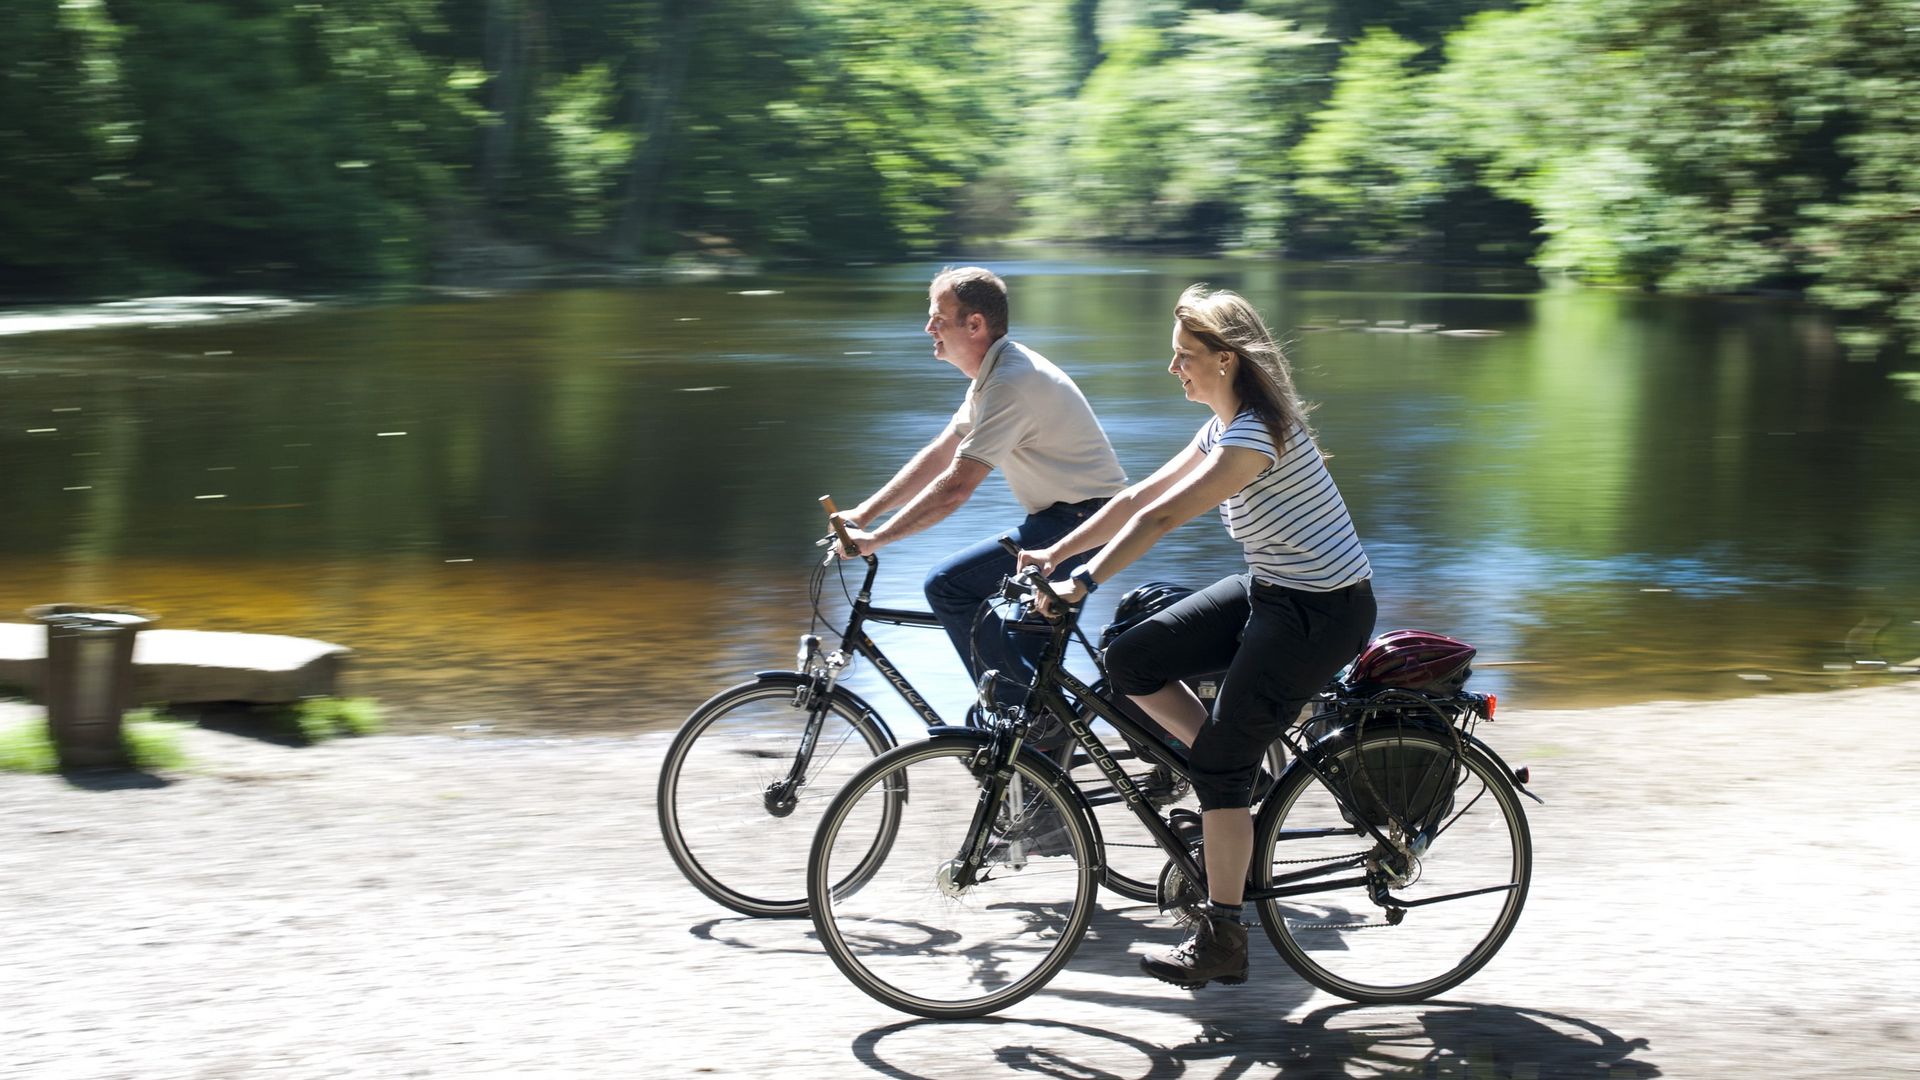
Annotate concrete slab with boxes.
[0,622,348,704]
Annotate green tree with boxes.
[1430,0,1917,350]
[0,0,131,293]
[1054,4,1332,248]
[1290,28,1438,253]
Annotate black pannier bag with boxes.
[1343,721,1460,831]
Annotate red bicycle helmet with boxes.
[1348,630,1477,694]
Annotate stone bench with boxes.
[0,623,349,705]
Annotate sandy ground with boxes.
[4,680,1919,1080]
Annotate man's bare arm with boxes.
[864,457,991,550]
[844,423,963,526]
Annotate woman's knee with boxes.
[1103,624,1170,696]
[1190,761,1259,811]
[1187,716,1280,810]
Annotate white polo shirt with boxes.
[951,338,1127,513]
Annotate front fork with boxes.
[950,673,1033,890]
[763,634,852,816]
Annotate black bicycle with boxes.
[807,548,1538,1019]
[656,500,1268,917]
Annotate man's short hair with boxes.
[931,266,1009,338]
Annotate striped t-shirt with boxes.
[1192,410,1372,591]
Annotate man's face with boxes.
[925,287,979,369]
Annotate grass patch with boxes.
[287,697,385,743]
[125,707,191,770]
[0,717,58,773]
[0,709,189,773]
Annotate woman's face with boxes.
[1169,323,1232,404]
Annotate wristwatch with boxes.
[1070,566,1100,594]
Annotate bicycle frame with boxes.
[825,551,950,727]
[995,587,1499,909]
[806,549,1110,737]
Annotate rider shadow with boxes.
[1174,1000,1659,1079]
[851,1002,1659,1080]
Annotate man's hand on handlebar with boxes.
[819,495,880,560]
[831,524,881,559]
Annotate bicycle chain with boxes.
[1108,838,1373,867]
[1287,919,1395,931]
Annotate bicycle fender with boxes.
[740,670,898,749]
[914,729,1106,855]
[1467,736,1544,804]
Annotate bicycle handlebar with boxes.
[996,535,1068,623]
[819,495,866,561]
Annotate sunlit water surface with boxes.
[3,257,1916,733]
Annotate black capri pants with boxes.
[1104,574,1377,810]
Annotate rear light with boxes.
[1513,765,1530,785]
[1483,693,1497,718]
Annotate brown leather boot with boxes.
[1139,912,1249,989]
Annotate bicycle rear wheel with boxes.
[657,680,894,917]
[1252,727,1531,1003]
[809,737,1099,1019]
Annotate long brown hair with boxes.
[1174,283,1319,455]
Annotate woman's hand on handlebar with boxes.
[1030,573,1085,618]
[1014,546,1055,578]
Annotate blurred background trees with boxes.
[1,0,1915,353]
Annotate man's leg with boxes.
[923,534,1021,696]
[922,504,1103,712]
[992,501,1103,705]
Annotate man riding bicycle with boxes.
[832,266,1127,719]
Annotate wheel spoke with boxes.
[658,686,891,917]
[810,740,1098,1019]
[1254,728,1531,1003]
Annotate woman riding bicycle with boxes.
[1020,284,1377,989]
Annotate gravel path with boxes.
[4,681,1918,1079]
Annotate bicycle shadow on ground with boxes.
[687,915,824,959]
[851,1001,1658,1079]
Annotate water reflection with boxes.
[1,257,1915,732]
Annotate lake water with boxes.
[3,255,1916,733]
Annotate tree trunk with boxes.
[1070,0,1101,89]
[611,0,695,258]
[481,0,526,205]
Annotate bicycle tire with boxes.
[1252,727,1531,1003]
[808,735,1100,1019]
[657,677,896,917]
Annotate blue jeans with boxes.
[923,498,1108,709]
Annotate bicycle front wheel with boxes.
[657,680,894,917]
[1253,728,1531,1003]
[809,737,1099,1019]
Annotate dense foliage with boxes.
[1,0,1915,351]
